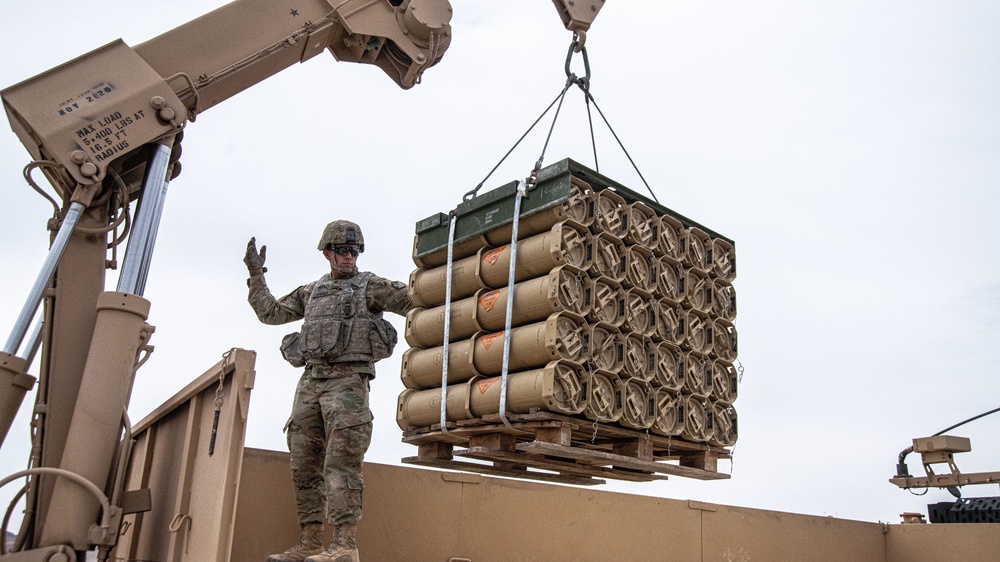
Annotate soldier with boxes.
[245,220,410,562]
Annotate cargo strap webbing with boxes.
[496,181,529,432]
[438,213,459,435]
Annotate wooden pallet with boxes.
[401,411,731,486]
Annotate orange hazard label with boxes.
[480,332,503,350]
[482,246,507,265]
[476,378,499,394]
[479,290,501,311]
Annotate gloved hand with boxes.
[244,237,267,276]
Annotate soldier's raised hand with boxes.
[244,237,267,276]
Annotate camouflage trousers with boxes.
[285,369,373,526]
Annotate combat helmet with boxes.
[318,220,365,252]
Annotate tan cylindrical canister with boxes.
[408,251,485,308]
[624,287,655,337]
[650,387,682,437]
[713,320,738,362]
[712,278,737,323]
[619,377,655,430]
[625,201,657,250]
[655,300,686,346]
[476,265,593,331]
[411,232,488,269]
[680,395,709,443]
[468,360,588,418]
[592,188,628,238]
[404,299,481,349]
[682,267,712,313]
[709,402,738,446]
[652,342,682,392]
[471,312,589,375]
[712,237,737,281]
[400,337,478,390]
[588,322,624,373]
[685,309,712,354]
[656,255,683,304]
[657,214,687,261]
[484,182,596,244]
[624,244,656,293]
[405,265,594,348]
[685,227,712,273]
[395,379,475,430]
[586,276,625,328]
[589,231,627,282]
[622,333,654,382]
[681,351,710,397]
[711,359,738,405]
[478,221,593,288]
[582,369,623,422]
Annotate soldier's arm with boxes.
[366,275,412,317]
[247,275,312,325]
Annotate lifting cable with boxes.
[465,38,658,203]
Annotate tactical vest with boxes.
[280,272,397,367]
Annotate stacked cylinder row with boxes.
[398,177,739,448]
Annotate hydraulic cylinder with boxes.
[40,291,151,550]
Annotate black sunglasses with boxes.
[332,246,360,257]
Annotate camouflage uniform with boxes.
[248,269,410,526]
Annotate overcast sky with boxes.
[2,1,998,529]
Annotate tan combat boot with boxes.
[304,524,359,562]
[267,522,324,562]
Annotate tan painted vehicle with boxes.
[1,1,997,561]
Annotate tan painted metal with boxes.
[680,394,709,443]
[39,292,152,550]
[590,231,627,281]
[619,377,654,430]
[401,312,589,388]
[592,188,627,238]
[0,353,33,452]
[890,435,1000,490]
[585,276,626,327]
[226,458,999,562]
[623,287,655,336]
[657,254,684,302]
[651,387,682,437]
[408,220,592,308]
[653,341,683,391]
[113,349,256,562]
[582,369,623,422]
[404,264,593,348]
[551,0,607,44]
[658,214,688,261]
[587,322,623,373]
[397,360,588,428]
[656,299,687,345]
[686,226,713,273]
[622,333,654,382]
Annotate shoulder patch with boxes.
[391,280,406,290]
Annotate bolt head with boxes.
[80,162,98,177]
[70,150,87,164]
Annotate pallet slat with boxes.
[401,411,731,485]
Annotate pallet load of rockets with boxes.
[398,159,738,450]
